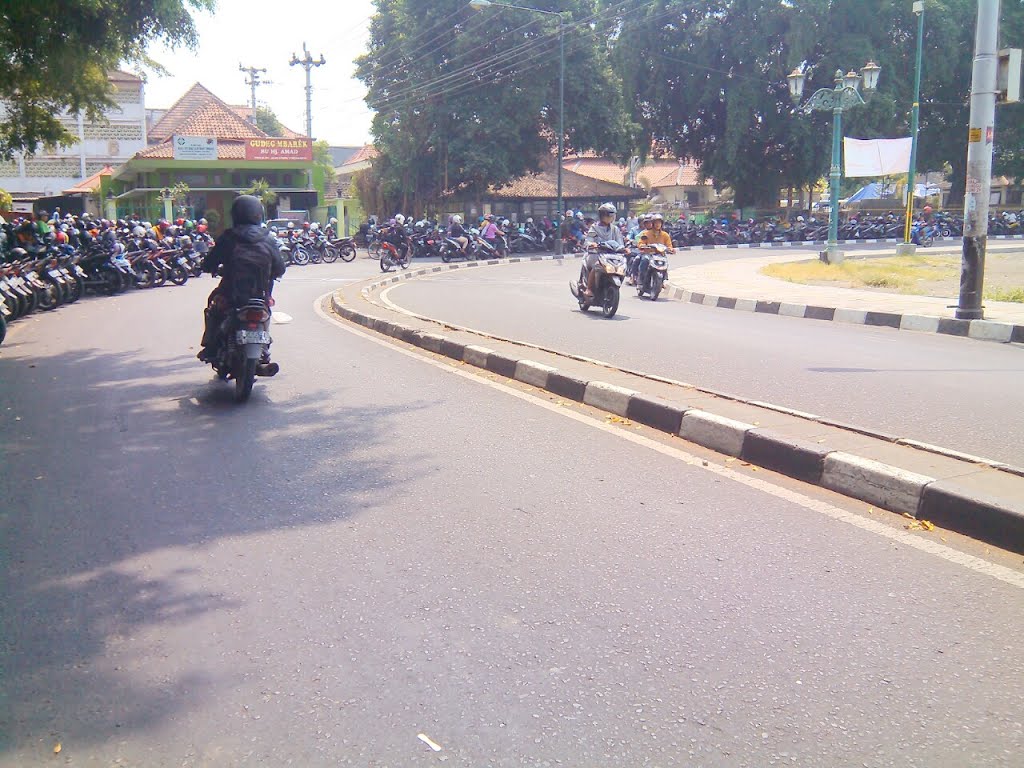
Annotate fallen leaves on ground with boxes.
[605,415,633,426]
[904,519,936,532]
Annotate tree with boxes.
[0,187,12,212]
[610,0,1024,208]
[253,106,286,136]
[0,0,213,159]
[313,139,337,193]
[243,179,279,211]
[356,0,638,215]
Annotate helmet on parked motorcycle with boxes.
[598,202,616,216]
[54,230,68,244]
[565,210,574,218]
[302,221,311,230]
[395,214,406,225]
[175,218,185,226]
[452,214,463,224]
[286,221,295,229]
[310,222,320,232]
[796,215,805,222]
[526,217,533,224]
[179,236,192,248]
[10,247,28,259]
[198,218,208,226]
[575,211,584,220]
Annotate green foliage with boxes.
[202,208,222,232]
[610,0,1024,207]
[0,188,12,211]
[313,139,337,191]
[243,179,279,209]
[253,106,286,136]
[0,0,213,159]
[356,0,638,214]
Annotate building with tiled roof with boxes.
[459,158,643,222]
[564,155,716,211]
[109,83,321,231]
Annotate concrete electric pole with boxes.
[957,0,1000,320]
[238,64,271,126]
[289,43,326,140]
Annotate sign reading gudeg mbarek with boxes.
[245,138,313,162]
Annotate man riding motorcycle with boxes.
[197,195,286,374]
[581,202,625,298]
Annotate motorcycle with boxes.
[569,242,627,318]
[379,240,410,272]
[636,243,670,301]
[206,295,276,403]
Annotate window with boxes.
[1008,188,1023,205]
[990,191,1002,205]
[686,190,700,206]
[282,173,292,187]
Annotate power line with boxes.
[238,64,272,125]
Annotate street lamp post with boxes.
[899,1,927,255]
[469,0,565,254]
[789,61,881,265]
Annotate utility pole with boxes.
[957,0,1000,320]
[289,42,326,140]
[899,1,926,255]
[238,64,270,126]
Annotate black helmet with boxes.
[231,194,264,226]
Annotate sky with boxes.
[141,0,377,147]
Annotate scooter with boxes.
[569,242,627,318]
[636,243,670,301]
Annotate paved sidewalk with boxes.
[669,249,1024,326]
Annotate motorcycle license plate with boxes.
[236,330,271,345]
[75,266,87,277]
[49,270,65,283]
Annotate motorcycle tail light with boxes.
[239,307,270,323]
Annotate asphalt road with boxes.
[385,255,1024,466]
[2,258,1023,767]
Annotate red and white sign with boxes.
[245,138,313,161]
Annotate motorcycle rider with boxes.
[448,214,469,254]
[580,202,624,299]
[635,212,674,288]
[197,195,286,373]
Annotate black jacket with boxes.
[203,224,286,291]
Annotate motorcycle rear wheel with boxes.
[322,246,339,264]
[170,266,189,286]
[234,357,257,402]
[340,245,356,263]
[380,254,392,272]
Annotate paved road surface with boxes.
[2,260,1023,766]
[386,257,1024,466]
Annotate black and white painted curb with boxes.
[662,285,1024,344]
[647,233,1024,251]
[331,271,1024,554]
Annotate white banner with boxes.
[173,135,218,161]
[843,138,912,177]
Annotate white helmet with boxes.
[598,202,617,215]
[502,219,510,226]
[565,209,574,218]
[452,214,463,224]
[526,217,533,224]
[395,214,406,225]
[796,215,805,222]
[310,222,320,232]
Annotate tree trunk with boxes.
[786,186,793,220]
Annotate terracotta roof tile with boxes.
[170,100,267,141]
[134,141,249,160]
[230,105,305,138]
[340,144,378,167]
[63,166,114,194]
[564,156,710,188]
[489,162,642,200]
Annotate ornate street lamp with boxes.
[790,61,881,264]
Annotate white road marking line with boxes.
[314,293,1024,591]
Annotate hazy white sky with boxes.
[141,0,377,146]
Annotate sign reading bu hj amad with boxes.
[173,135,218,161]
[245,138,313,161]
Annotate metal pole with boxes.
[304,67,313,139]
[957,0,1000,320]
[902,4,926,248]
[556,18,564,255]
[824,102,843,264]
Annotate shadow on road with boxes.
[0,343,431,755]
